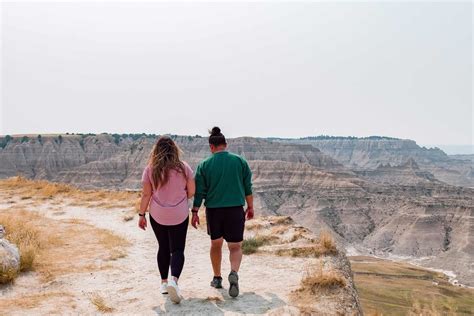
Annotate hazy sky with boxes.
[1,1,472,149]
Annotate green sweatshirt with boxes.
[193,151,253,208]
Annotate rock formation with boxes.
[252,160,473,285]
[276,137,473,187]
[0,133,473,286]
[0,134,342,189]
[0,225,20,282]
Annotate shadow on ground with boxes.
[153,291,286,315]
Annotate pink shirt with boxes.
[142,162,193,226]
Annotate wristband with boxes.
[191,210,199,213]
[138,213,146,217]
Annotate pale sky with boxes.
[1,1,472,149]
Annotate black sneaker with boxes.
[210,276,223,288]
[228,271,239,298]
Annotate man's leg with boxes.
[227,242,242,297]
[210,237,224,277]
[227,242,243,272]
[224,207,245,298]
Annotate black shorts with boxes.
[206,206,245,242]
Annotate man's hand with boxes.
[138,215,147,230]
[245,206,254,220]
[191,213,200,229]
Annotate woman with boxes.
[138,136,195,304]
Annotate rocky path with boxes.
[0,198,307,315]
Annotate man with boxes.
[191,126,254,298]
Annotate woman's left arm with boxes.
[138,179,152,230]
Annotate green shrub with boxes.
[242,237,266,255]
[112,134,121,145]
[0,135,12,149]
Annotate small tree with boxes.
[112,134,121,145]
[79,135,85,149]
[0,135,12,149]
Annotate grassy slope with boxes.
[350,256,474,315]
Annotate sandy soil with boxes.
[0,197,310,315]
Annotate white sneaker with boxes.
[160,282,168,295]
[166,279,182,304]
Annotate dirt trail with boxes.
[0,199,308,315]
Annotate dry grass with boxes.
[90,293,115,313]
[0,211,45,280]
[0,178,131,283]
[319,230,337,253]
[268,215,293,225]
[289,231,306,243]
[1,177,74,199]
[0,292,73,311]
[276,230,337,257]
[99,229,128,249]
[122,211,135,222]
[300,264,347,292]
[270,225,288,235]
[0,267,18,284]
[0,208,129,285]
[246,216,293,231]
[351,256,474,315]
[245,221,264,231]
[0,176,139,209]
[107,250,127,261]
[291,262,347,308]
[204,296,223,302]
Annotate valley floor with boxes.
[350,256,474,315]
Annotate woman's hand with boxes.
[138,215,147,230]
[191,213,200,229]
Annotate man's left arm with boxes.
[243,160,254,220]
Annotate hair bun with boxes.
[210,127,221,136]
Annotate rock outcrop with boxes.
[0,225,20,282]
[251,160,474,286]
[0,135,342,189]
[355,158,438,185]
[277,137,473,187]
[244,216,363,315]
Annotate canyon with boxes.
[276,137,473,188]
[0,134,473,287]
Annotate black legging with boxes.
[149,215,189,280]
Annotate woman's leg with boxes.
[149,215,170,281]
[168,216,189,280]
